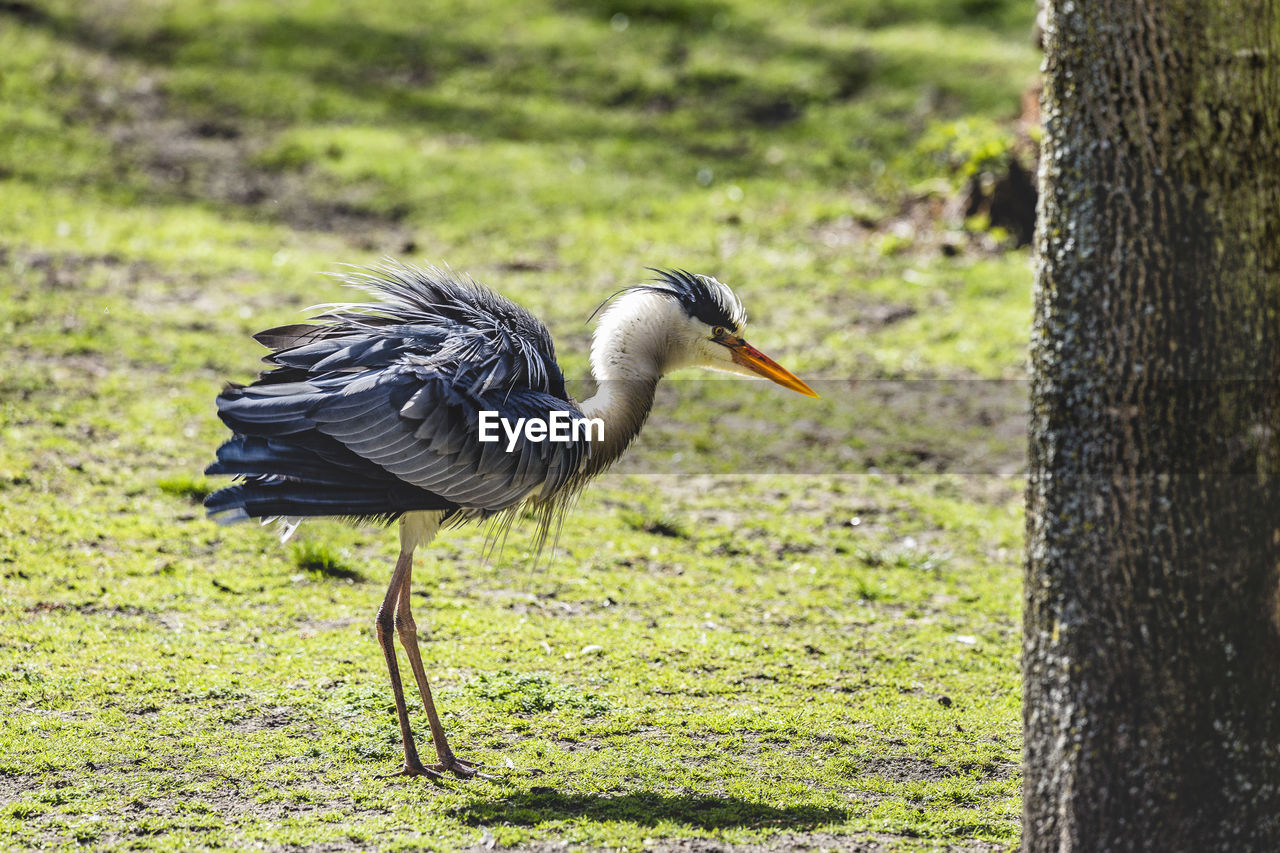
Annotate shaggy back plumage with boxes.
[204,262,585,536]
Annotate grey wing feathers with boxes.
[309,261,561,394]
[305,366,583,512]
[206,261,585,522]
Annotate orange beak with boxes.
[723,339,820,398]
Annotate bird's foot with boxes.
[430,755,495,780]
[376,760,444,780]
[377,755,494,781]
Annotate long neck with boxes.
[576,293,674,476]
[578,376,659,476]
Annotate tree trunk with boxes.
[1025,1,1280,850]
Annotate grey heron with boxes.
[204,262,817,779]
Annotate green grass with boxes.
[1,0,1035,849]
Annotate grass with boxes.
[0,0,1035,849]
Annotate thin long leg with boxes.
[394,559,487,778]
[374,549,435,778]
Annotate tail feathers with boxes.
[204,479,453,521]
[215,388,319,437]
[206,435,372,486]
[204,432,456,523]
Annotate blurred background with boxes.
[1,1,1038,849]
[1,0,1039,379]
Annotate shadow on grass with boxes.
[457,789,849,831]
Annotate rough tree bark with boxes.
[1025,1,1280,851]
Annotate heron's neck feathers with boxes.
[578,375,658,476]
[578,291,682,475]
[588,290,686,382]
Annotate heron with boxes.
[204,262,817,779]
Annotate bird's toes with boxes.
[376,762,445,781]
[437,757,495,780]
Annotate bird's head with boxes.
[591,269,818,397]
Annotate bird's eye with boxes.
[712,326,729,339]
